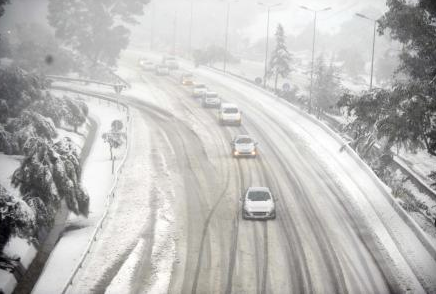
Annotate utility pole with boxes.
[355,13,378,91]
[221,0,238,73]
[188,0,194,56]
[173,11,177,55]
[223,2,231,72]
[258,2,282,88]
[150,3,155,51]
[300,6,331,114]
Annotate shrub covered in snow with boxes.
[11,137,89,231]
[0,66,44,117]
[0,185,36,270]
[102,120,126,160]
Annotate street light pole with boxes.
[263,7,270,88]
[224,2,231,72]
[173,11,177,55]
[188,0,194,55]
[370,20,376,90]
[258,2,282,88]
[355,13,378,90]
[300,6,331,114]
[150,3,155,51]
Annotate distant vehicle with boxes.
[141,61,155,71]
[162,55,179,69]
[165,59,179,70]
[155,65,170,76]
[201,91,221,108]
[242,187,276,220]
[219,103,241,126]
[138,58,147,66]
[231,135,257,157]
[180,72,194,85]
[192,83,208,98]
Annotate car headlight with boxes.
[251,151,256,155]
[234,151,239,155]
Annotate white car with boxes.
[219,103,241,126]
[155,65,169,76]
[231,135,257,157]
[242,187,276,220]
[201,91,221,108]
[192,83,208,98]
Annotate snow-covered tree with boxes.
[47,0,150,66]
[0,67,44,117]
[311,56,342,115]
[340,0,436,156]
[102,120,126,160]
[11,137,89,228]
[64,98,88,133]
[0,185,36,270]
[337,47,365,79]
[6,110,57,151]
[0,99,8,123]
[267,24,292,92]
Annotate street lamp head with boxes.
[355,13,370,20]
[321,7,331,11]
[299,5,309,10]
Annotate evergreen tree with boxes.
[268,24,292,92]
[312,56,342,116]
[102,120,126,160]
[0,185,35,270]
[47,0,150,66]
[341,0,436,156]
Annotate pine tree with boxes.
[312,56,342,116]
[268,24,292,92]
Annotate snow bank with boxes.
[0,271,16,294]
[0,153,21,198]
[32,93,129,294]
[2,237,37,269]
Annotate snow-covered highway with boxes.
[61,49,436,294]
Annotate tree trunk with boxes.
[274,72,278,93]
[109,146,113,160]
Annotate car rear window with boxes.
[223,107,238,114]
[247,191,271,201]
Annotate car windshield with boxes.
[195,85,206,88]
[223,107,238,114]
[247,191,271,201]
[207,93,218,98]
[236,137,252,144]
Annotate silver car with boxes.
[231,135,257,157]
[242,187,276,220]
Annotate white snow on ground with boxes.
[69,106,177,293]
[0,153,21,198]
[144,154,175,294]
[2,237,37,269]
[105,239,145,294]
[32,95,128,294]
[0,108,90,294]
[397,149,436,188]
[0,271,16,294]
[181,66,436,292]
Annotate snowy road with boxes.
[66,49,436,294]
